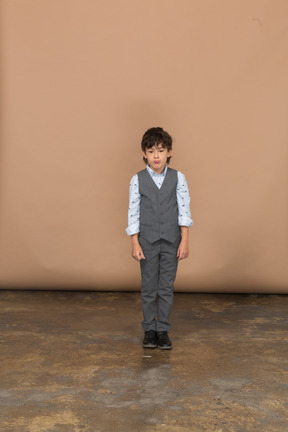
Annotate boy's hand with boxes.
[131,234,145,261]
[177,239,189,261]
[177,226,189,261]
[132,244,145,261]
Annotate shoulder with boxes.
[137,168,148,180]
[176,170,186,180]
[137,168,147,175]
[167,167,178,176]
[129,173,139,187]
[176,171,190,190]
[167,167,179,181]
[130,168,148,186]
[167,167,177,173]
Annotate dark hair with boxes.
[141,127,173,164]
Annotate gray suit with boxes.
[138,168,181,332]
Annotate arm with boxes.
[126,174,140,236]
[176,171,193,261]
[131,234,145,261]
[126,174,145,260]
[177,226,189,261]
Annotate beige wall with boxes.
[1,0,288,292]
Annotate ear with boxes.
[142,151,147,159]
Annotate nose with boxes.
[154,150,159,158]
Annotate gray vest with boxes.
[138,167,181,243]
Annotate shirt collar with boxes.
[146,164,168,177]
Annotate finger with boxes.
[134,253,142,261]
[139,248,145,259]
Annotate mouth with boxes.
[154,161,159,164]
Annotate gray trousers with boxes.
[138,235,181,333]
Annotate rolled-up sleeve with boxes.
[177,171,193,227]
[126,174,141,236]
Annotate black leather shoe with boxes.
[143,330,158,348]
[157,331,172,350]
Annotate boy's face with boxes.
[143,143,171,174]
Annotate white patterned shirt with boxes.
[126,165,193,236]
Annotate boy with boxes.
[126,127,193,349]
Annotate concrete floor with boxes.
[0,291,288,432]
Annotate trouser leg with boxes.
[139,238,160,332]
[157,237,180,332]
